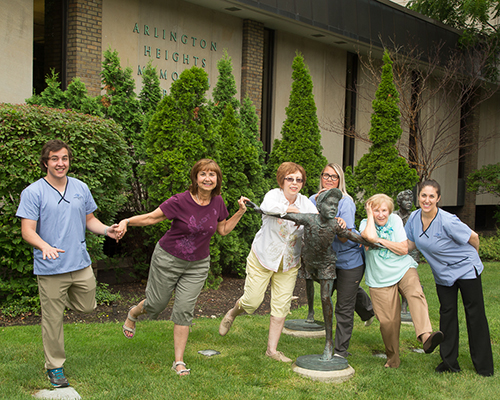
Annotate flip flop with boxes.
[122,305,138,339]
[172,361,191,376]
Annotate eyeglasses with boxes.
[284,177,303,184]
[321,173,339,181]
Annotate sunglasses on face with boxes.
[284,177,303,184]
[321,173,339,181]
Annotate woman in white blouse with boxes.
[219,162,318,362]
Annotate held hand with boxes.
[286,205,300,214]
[336,217,346,229]
[315,188,328,200]
[105,224,120,242]
[41,245,65,260]
[238,196,249,213]
[116,219,129,241]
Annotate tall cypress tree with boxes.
[354,50,418,206]
[266,53,327,196]
[210,53,269,278]
[142,67,210,211]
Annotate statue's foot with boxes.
[305,313,315,323]
[319,351,333,361]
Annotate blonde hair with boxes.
[366,193,394,213]
[320,163,352,201]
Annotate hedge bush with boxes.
[0,103,132,301]
[479,231,500,261]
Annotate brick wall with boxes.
[66,0,102,97]
[241,19,264,126]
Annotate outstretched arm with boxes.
[276,212,311,226]
[338,228,381,249]
[217,196,249,236]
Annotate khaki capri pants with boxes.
[144,242,210,326]
[239,249,299,318]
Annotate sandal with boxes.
[172,361,191,376]
[122,305,138,339]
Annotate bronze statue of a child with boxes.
[248,188,376,361]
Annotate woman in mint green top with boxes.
[360,193,442,368]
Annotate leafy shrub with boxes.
[0,103,132,302]
[468,163,500,224]
[479,231,500,261]
[0,295,40,318]
[27,70,103,117]
[95,282,122,306]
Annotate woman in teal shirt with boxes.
[360,193,443,368]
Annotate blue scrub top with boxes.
[405,208,482,286]
[16,177,97,275]
[309,193,363,270]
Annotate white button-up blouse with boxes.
[251,188,318,272]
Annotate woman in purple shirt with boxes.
[405,179,494,376]
[117,159,249,376]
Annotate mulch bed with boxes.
[0,276,308,327]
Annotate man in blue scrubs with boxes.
[16,140,119,387]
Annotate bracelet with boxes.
[126,219,130,225]
[104,227,108,236]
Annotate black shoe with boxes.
[47,368,69,388]
[423,331,444,354]
[435,362,460,374]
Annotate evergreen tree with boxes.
[354,50,419,210]
[101,48,146,212]
[266,53,327,196]
[101,48,143,149]
[211,50,240,120]
[139,60,162,116]
[209,53,269,278]
[142,67,211,209]
[240,94,266,165]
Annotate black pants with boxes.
[436,274,494,376]
[333,264,374,356]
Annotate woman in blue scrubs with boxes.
[405,179,494,376]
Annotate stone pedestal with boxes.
[282,319,325,338]
[33,387,81,399]
[292,354,354,383]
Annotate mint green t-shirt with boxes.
[359,214,417,288]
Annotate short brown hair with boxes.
[276,162,306,189]
[189,158,222,197]
[366,193,394,213]
[40,140,73,172]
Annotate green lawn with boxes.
[1,262,499,399]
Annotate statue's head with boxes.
[397,189,413,212]
[316,188,343,219]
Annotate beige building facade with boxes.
[1,0,499,229]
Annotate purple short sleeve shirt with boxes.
[158,191,229,261]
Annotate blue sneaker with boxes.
[47,368,69,387]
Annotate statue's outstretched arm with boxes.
[338,228,383,249]
[245,200,308,225]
